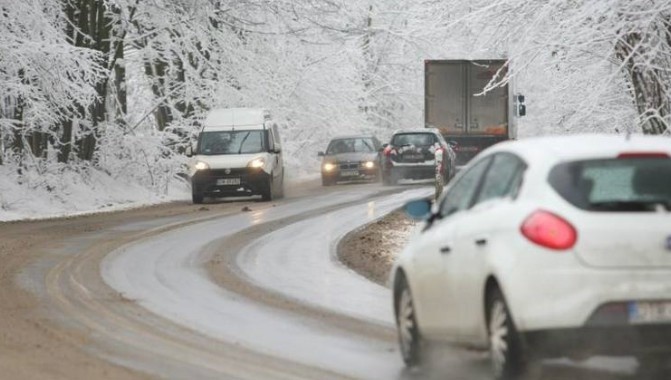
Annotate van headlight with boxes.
[323,163,337,172]
[248,158,265,168]
[194,161,209,171]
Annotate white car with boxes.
[392,134,671,379]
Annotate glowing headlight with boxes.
[323,163,337,172]
[364,161,375,169]
[194,161,209,171]
[248,158,265,168]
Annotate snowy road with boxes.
[14,181,638,380]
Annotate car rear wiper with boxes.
[589,200,671,212]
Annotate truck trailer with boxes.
[424,59,524,166]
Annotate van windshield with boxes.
[198,130,266,155]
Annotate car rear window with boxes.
[391,133,436,147]
[548,157,671,212]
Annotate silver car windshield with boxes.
[326,138,376,155]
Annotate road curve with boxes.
[15,182,638,380]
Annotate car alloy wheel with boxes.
[487,289,525,380]
[396,282,421,366]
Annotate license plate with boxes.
[628,301,671,324]
[216,178,240,186]
[341,170,359,177]
[404,154,424,160]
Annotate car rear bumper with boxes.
[386,164,436,179]
[501,260,671,333]
[192,168,269,197]
[523,325,671,357]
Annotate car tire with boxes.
[322,176,335,186]
[487,288,526,380]
[395,276,422,367]
[192,189,204,204]
[261,176,273,202]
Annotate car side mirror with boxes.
[272,148,282,154]
[404,199,433,221]
[448,141,458,148]
[185,146,194,157]
[379,143,389,152]
[318,151,325,157]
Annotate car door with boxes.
[413,156,492,337]
[446,153,527,340]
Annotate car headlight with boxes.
[363,161,375,169]
[248,158,265,168]
[323,163,337,172]
[194,161,209,171]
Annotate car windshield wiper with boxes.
[237,131,252,154]
[589,200,671,212]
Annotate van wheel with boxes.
[277,172,285,199]
[261,176,273,202]
[192,191,204,204]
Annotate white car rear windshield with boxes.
[199,130,266,155]
[549,157,671,212]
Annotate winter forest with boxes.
[1,0,670,219]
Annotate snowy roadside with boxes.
[0,166,191,222]
[0,165,320,222]
[338,210,416,286]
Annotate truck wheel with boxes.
[192,190,204,204]
[487,288,526,380]
[261,176,273,202]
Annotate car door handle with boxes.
[475,238,487,246]
[440,246,451,254]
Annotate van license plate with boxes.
[217,178,240,186]
[628,301,671,324]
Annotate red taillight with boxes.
[520,210,577,250]
[617,152,670,159]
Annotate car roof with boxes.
[391,128,440,135]
[487,134,671,164]
[328,135,378,141]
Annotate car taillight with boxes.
[520,210,577,250]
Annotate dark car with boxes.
[381,128,456,185]
[318,135,383,186]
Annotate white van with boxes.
[186,108,285,204]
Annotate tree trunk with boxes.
[615,23,670,135]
